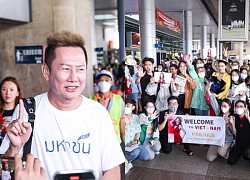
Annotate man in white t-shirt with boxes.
[1,162,11,180]
[0,31,124,180]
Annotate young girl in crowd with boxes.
[228,100,250,165]
[123,99,149,168]
[206,98,236,161]
[0,77,22,144]
[139,100,161,160]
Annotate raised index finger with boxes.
[18,99,25,122]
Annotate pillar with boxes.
[210,33,215,48]
[117,0,125,63]
[201,26,207,59]
[138,0,156,61]
[183,11,193,60]
[54,0,95,97]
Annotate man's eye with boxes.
[62,68,70,71]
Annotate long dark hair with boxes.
[0,77,23,115]
[220,98,233,116]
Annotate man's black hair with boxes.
[167,96,178,104]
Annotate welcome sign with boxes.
[168,115,225,146]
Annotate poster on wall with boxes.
[15,45,43,64]
[219,0,249,41]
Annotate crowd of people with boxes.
[124,55,250,173]
[0,31,250,179]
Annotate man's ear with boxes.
[42,63,50,81]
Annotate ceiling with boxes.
[94,0,221,51]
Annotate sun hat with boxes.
[212,59,231,74]
[125,55,137,66]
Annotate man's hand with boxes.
[15,154,46,180]
[137,66,145,78]
[7,99,32,150]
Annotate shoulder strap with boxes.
[22,97,36,158]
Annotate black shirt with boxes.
[2,109,15,119]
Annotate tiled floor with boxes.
[125,144,250,180]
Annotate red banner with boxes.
[155,8,181,33]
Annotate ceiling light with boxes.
[95,14,117,20]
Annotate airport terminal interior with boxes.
[1,0,250,179]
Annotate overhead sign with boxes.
[219,0,249,41]
[155,8,181,33]
[15,45,43,64]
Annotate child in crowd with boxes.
[139,100,161,160]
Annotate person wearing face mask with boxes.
[231,61,240,71]
[228,100,250,165]
[122,99,149,174]
[195,58,204,69]
[240,65,249,83]
[186,60,209,116]
[158,96,193,156]
[206,99,236,161]
[139,100,161,160]
[90,70,125,143]
[177,61,196,114]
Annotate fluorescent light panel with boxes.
[95,14,117,20]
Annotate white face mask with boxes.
[236,108,244,115]
[198,72,206,78]
[232,75,239,82]
[169,104,178,113]
[125,107,132,115]
[241,73,247,80]
[98,81,111,92]
[221,107,229,113]
[232,66,238,70]
[146,107,155,114]
[158,68,162,72]
[196,64,204,68]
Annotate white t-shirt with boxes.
[1,170,11,180]
[0,93,125,180]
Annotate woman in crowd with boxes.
[124,56,141,104]
[177,61,196,114]
[139,100,161,160]
[0,76,22,144]
[240,64,249,83]
[123,99,149,172]
[206,98,236,161]
[228,100,250,165]
[187,59,209,116]
[211,59,231,101]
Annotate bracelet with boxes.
[134,139,139,143]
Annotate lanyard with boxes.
[97,98,112,112]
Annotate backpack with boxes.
[21,97,36,158]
